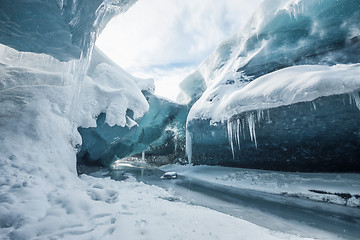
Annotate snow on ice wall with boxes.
[180,0,360,104]
[0,0,137,61]
[184,0,360,171]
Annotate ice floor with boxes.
[161,164,360,207]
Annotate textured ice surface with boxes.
[0,0,137,61]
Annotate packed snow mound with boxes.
[180,0,360,103]
[188,64,360,123]
[0,0,137,61]
[0,44,149,129]
[88,47,155,94]
[81,47,150,128]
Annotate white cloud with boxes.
[96,0,262,101]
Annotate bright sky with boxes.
[96,0,262,102]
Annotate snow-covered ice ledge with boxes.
[186,64,360,171]
[188,64,360,123]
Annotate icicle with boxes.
[236,119,241,150]
[247,113,258,148]
[227,120,235,159]
[311,101,317,110]
[242,118,246,140]
[349,92,360,110]
[141,151,145,161]
[266,109,271,124]
[257,109,263,122]
[185,128,192,165]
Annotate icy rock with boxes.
[161,172,177,179]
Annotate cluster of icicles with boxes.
[226,110,270,159]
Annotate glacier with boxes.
[183,0,360,171]
[0,0,360,239]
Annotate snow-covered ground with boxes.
[2,172,316,240]
[161,164,360,208]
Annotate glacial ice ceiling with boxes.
[0,0,137,61]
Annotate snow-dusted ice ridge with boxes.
[180,0,360,104]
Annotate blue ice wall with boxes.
[78,92,187,166]
[187,93,360,172]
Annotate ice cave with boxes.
[0,0,360,239]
